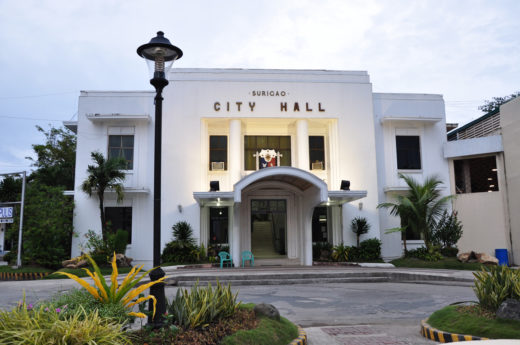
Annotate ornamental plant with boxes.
[56,252,165,319]
[473,265,520,312]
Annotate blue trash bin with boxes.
[495,249,509,266]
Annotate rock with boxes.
[62,259,76,267]
[253,303,280,321]
[476,253,498,265]
[457,252,470,262]
[115,254,133,267]
[497,299,520,321]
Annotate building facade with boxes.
[68,69,451,268]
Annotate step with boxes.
[174,276,391,287]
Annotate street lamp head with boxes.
[137,31,183,80]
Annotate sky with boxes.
[0,0,518,174]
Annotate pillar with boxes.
[229,119,242,185]
[296,119,309,170]
[331,205,343,246]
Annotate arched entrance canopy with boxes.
[233,167,328,203]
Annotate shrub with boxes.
[85,228,129,266]
[56,252,165,319]
[161,242,200,264]
[172,221,196,247]
[0,301,130,345]
[351,217,370,247]
[45,288,131,324]
[2,250,16,264]
[432,210,463,249]
[167,281,240,329]
[440,246,459,257]
[312,242,332,261]
[358,238,382,261]
[473,265,520,312]
[331,243,350,262]
[405,246,442,261]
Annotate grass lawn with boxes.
[391,257,485,270]
[428,305,520,339]
[0,265,53,273]
[45,266,133,279]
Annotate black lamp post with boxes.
[137,31,182,327]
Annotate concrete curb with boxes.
[421,320,489,342]
[288,326,307,345]
[0,271,50,281]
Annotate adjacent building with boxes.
[66,68,451,268]
[445,96,520,265]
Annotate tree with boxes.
[377,173,454,252]
[0,176,22,202]
[81,152,126,241]
[351,217,370,247]
[8,182,74,268]
[478,91,520,114]
[26,126,76,190]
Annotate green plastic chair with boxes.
[218,251,232,268]
[241,250,254,267]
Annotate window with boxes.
[105,207,132,243]
[108,135,134,170]
[454,156,499,194]
[210,207,228,244]
[244,136,291,170]
[309,136,325,170]
[396,135,421,170]
[312,207,328,242]
[209,136,227,170]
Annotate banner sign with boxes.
[0,207,13,219]
[0,218,13,223]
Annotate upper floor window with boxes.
[309,136,325,170]
[108,135,134,170]
[396,135,421,170]
[209,136,227,171]
[244,136,291,170]
[454,156,499,194]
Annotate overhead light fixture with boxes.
[210,181,220,191]
[492,168,498,172]
[488,178,493,180]
[489,185,495,188]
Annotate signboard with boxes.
[0,218,13,223]
[0,207,13,219]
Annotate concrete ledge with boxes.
[421,320,489,342]
[288,326,307,345]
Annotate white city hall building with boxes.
[68,68,451,268]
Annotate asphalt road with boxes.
[0,279,476,344]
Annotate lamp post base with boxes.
[148,267,166,328]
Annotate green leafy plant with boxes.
[405,246,442,261]
[84,228,129,266]
[432,210,463,250]
[81,151,126,241]
[0,299,130,345]
[358,238,382,261]
[378,173,454,252]
[312,242,332,261]
[167,280,240,329]
[172,221,196,247]
[44,288,131,323]
[56,252,165,319]
[351,217,370,247]
[162,221,201,264]
[331,243,350,262]
[6,182,74,269]
[473,265,520,312]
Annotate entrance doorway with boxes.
[250,199,287,258]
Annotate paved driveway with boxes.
[1,275,476,344]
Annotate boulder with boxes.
[497,299,520,321]
[476,253,498,265]
[457,252,470,262]
[254,303,280,321]
[115,254,133,267]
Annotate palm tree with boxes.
[351,217,370,247]
[81,152,126,241]
[378,173,454,252]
